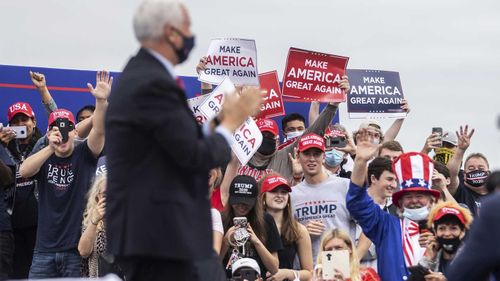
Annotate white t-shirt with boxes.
[211,208,224,234]
[291,174,356,265]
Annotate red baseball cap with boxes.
[261,175,292,194]
[324,127,346,139]
[7,102,35,122]
[256,118,279,136]
[298,133,325,152]
[48,109,76,127]
[433,206,466,225]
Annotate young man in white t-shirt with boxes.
[290,133,356,264]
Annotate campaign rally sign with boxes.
[187,94,209,124]
[199,38,259,86]
[346,69,406,119]
[257,71,285,119]
[282,47,349,103]
[231,117,263,165]
[199,77,236,121]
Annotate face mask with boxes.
[465,170,489,188]
[285,130,304,142]
[403,206,429,221]
[171,28,195,64]
[325,149,344,168]
[258,137,277,156]
[437,236,461,254]
[433,147,455,165]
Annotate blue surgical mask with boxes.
[403,206,429,221]
[325,149,344,168]
[285,130,304,142]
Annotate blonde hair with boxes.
[82,175,107,230]
[427,201,473,230]
[317,229,361,281]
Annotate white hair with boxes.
[133,0,184,42]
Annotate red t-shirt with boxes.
[211,187,224,212]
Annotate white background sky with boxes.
[1,0,499,169]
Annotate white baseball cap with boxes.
[232,258,260,276]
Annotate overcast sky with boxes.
[1,0,499,169]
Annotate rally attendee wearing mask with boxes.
[446,125,491,216]
[259,173,313,281]
[281,113,306,144]
[221,175,282,278]
[347,128,440,281]
[290,133,356,266]
[322,124,356,179]
[419,202,473,279]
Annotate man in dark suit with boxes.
[105,1,263,281]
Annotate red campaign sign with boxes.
[257,71,286,119]
[282,47,349,103]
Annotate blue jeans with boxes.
[29,249,81,279]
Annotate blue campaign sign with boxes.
[346,69,406,119]
[0,64,338,141]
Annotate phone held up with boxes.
[432,127,443,148]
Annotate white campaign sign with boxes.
[199,38,259,86]
[231,118,263,166]
[199,77,236,121]
[187,94,209,124]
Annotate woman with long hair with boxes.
[259,173,313,281]
[314,229,380,281]
[78,174,108,277]
[220,175,282,278]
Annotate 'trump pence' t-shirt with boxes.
[35,141,97,252]
[291,174,356,265]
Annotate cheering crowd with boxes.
[1,0,500,281]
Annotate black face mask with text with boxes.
[437,236,461,254]
[257,137,277,156]
[465,170,489,187]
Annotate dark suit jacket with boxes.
[447,192,500,281]
[105,48,231,260]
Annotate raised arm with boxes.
[420,132,442,155]
[19,128,60,178]
[308,101,320,125]
[383,99,410,142]
[219,154,239,207]
[446,125,474,195]
[30,71,58,115]
[86,71,112,158]
[76,116,93,139]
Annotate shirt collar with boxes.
[146,48,177,79]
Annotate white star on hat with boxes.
[405,179,413,187]
[418,179,427,187]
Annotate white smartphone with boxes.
[10,126,27,139]
[321,250,350,279]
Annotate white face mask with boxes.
[402,206,429,221]
[285,130,304,142]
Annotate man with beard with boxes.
[346,128,440,281]
[446,125,491,216]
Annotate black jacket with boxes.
[105,48,231,260]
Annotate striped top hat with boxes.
[391,152,440,207]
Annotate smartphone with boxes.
[418,220,432,234]
[432,127,443,147]
[408,265,431,281]
[326,136,347,148]
[51,118,74,143]
[321,250,350,279]
[233,217,247,227]
[10,126,27,139]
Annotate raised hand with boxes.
[400,99,411,114]
[196,56,208,75]
[47,127,62,148]
[354,128,381,161]
[29,71,47,88]
[456,125,474,151]
[422,133,443,154]
[336,134,356,156]
[87,71,113,100]
[0,127,16,145]
[288,147,303,178]
[305,220,325,237]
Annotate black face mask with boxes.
[437,236,461,254]
[171,28,195,64]
[465,170,489,188]
[257,137,276,156]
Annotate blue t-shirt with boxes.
[35,141,97,252]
